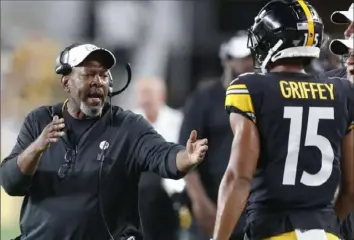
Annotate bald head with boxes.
[136,77,166,94]
[135,77,167,114]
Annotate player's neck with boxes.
[269,65,306,74]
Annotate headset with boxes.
[55,43,135,240]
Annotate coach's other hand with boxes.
[186,130,208,165]
[35,115,65,152]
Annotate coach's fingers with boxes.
[189,130,197,143]
[52,123,65,131]
[52,117,64,124]
[57,118,65,123]
[198,138,208,145]
[48,131,65,139]
[55,131,65,137]
[47,138,59,143]
[198,145,208,153]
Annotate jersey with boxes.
[225,72,354,238]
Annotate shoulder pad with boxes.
[230,72,261,86]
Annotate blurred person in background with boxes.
[1,35,61,238]
[306,33,341,75]
[326,4,354,240]
[322,3,353,79]
[133,77,185,240]
[330,34,354,82]
[179,31,253,240]
[2,35,61,126]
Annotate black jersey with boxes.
[225,72,354,238]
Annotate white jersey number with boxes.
[282,107,334,186]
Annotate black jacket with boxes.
[321,67,354,240]
[0,102,185,240]
[320,67,347,79]
[178,81,246,237]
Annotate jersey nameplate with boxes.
[279,80,334,100]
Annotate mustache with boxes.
[87,88,105,98]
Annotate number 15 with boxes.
[304,33,320,46]
[283,107,334,186]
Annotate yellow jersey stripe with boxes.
[298,0,314,46]
[225,94,255,115]
[227,84,247,90]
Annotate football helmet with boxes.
[247,0,324,73]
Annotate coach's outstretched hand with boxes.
[186,130,208,165]
[35,115,65,152]
[175,130,208,174]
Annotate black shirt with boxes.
[63,110,99,146]
[179,80,233,202]
[321,67,354,240]
[0,102,185,240]
[179,80,246,237]
[320,67,347,79]
[225,72,354,239]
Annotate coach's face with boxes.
[62,57,110,117]
[344,21,354,39]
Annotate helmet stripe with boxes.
[298,0,315,46]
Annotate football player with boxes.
[212,1,354,240]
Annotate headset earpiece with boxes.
[55,48,72,75]
[108,71,113,95]
[55,43,83,76]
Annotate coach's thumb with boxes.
[53,115,59,121]
[189,130,197,143]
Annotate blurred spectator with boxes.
[1,35,61,238]
[179,32,253,240]
[1,123,21,233]
[1,1,88,47]
[133,77,184,240]
[307,33,341,74]
[94,1,146,50]
[1,35,62,123]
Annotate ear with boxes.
[61,76,70,93]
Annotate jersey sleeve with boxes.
[225,75,257,123]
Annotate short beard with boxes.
[80,101,103,118]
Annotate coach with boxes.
[322,3,353,79]
[0,43,208,240]
[321,4,354,240]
